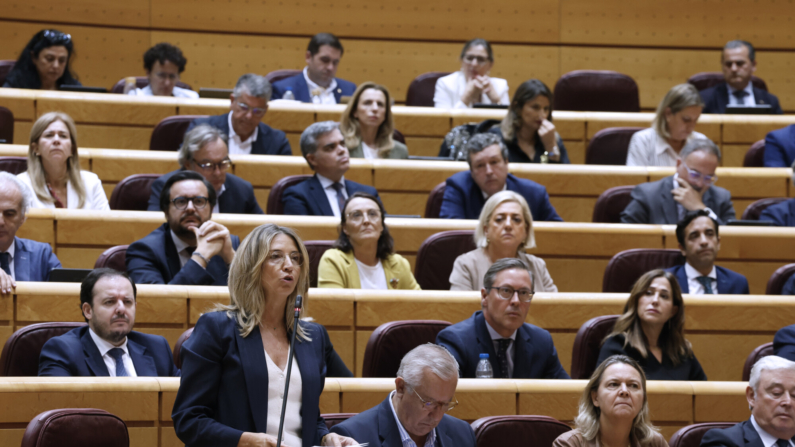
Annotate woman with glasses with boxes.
[434,38,509,109]
[596,269,707,381]
[339,82,409,159]
[17,112,109,210]
[318,192,420,290]
[627,83,706,167]
[450,190,556,292]
[173,223,359,447]
[4,29,81,90]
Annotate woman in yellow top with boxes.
[318,192,420,290]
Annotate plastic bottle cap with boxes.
[479,353,489,359]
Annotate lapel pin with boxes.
[389,278,399,287]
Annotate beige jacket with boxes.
[449,248,557,292]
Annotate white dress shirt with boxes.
[227,111,258,155]
[433,71,509,109]
[170,230,196,268]
[1,242,16,280]
[626,128,708,167]
[303,67,338,105]
[17,171,110,211]
[751,415,794,447]
[354,258,388,290]
[316,174,347,218]
[684,262,718,294]
[388,390,437,447]
[727,82,756,106]
[485,319,517,378]
[127,84,199,99]
[88,328,137,377]
[264,350,303,447]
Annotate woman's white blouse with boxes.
[433,71,510,109]
[17,170,111,211]
[265,350,303,447]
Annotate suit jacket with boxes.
[700,419,769,447]
[666,264,750,294]
[10,237,61,282]
[436,311,570,379]
[759,198,795,227]
[700,82,783,115]
[349,141,409,159]
[439,172,563,221]
[186,114,291,156]
[172,312,330,447]
[38,326,180,377]
[330,396,476,447]
[271,73,357,103]
[774,324,795,363]
[147,170,263,214]
[126,223,240,286]
[620,176,736,225]
[317,249,420,290]
[764,125,795,167]
[282,174,381,217]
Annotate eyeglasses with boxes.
[463,54,489,65]
[171,196,209,210]
[193,159,233,172]
[681,161,718,185]
[235,100,267,117]
[267,251,304,267]
[412,388,458,412]
[486,286,534,302]
[43,30,71,45]
[346,209,381,223]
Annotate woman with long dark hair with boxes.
[3,29,81,90]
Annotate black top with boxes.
[597,334,707,381]
[489,127,570,164]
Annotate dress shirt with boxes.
[88,328,137,377]
[484,320,517,378]
[727,82,756,106]
[388,390,437,447]
[316,174,348,217]
[671,174,719,222]
[170,230,196,268]
[212,184,226,214]
[685,262,717,295]
[626,128,708,167]
[264,350,303,447]
[303,67,338,105]
[354,258,388,290]
[227,111,258,155]
[751,415,795,447]
[127,84,199,99]
[1,242,15,279]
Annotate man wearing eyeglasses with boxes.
[186,73,291,156]
[436,258,570,379]
[621,138,736,225]
[330,343,476,447]
[148,124,263,214]
[127,171,239,286]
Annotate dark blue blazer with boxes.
[435,311,570,379]
[759,198,795,227]
[782,275,795,296]
[700,419,768,447]
[147,170,263,214]
[126,223,240,286]
[330,396,476,447]
[764,125,795,167]
[186,114,292,156]
[172,312,330,447]
[38,326,179,377]
[700,82,783,115]
[271,74,356,103]
[439,171,562,221]
[282,174,380,216]
[774,324,795,362]
[666,264,750,294]
[11,237,61,281]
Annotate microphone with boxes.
[276,295,302,447]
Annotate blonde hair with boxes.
[339,82,395,157]
[213,224,311,340]
[27,112,86,208]
[574,355,658,445]
[475,190,536,251]
[652,84,704,140]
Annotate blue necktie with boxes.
[331,182,346,214]
[696,276,714,294]
[776,439,790,447]
[733,90,748,104]
[107,348,129,377]
[0,252,10,276]
[496,339,511,378]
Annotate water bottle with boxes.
[475,353,493,378]
[282,87,295,101]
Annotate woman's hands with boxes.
[322,433,360,446]
[462,75,499,106]
[537,120,560,161]
[238,433,288,447]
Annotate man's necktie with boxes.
[776,439,791,447]
[733,90,749,104]
[331,182,346,214]
[496,339,511,378]
[0,252,10,276]
[107,348,129,377]
[696,276,714,294]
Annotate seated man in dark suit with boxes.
[666,210,749,294]
[760,162,795,227]
[0,172,61,295]
[774,325,795,362]
[700,40,783,115]
[436,258,570,379]
[330,343,476,447]
[187,73,291,156]
[701,355,795,447]
[39,268,180,376]
[127,171,239,285]
[439,133,562,221]
[271,33,356,104]
[764,125,795,167]
[621,138,736,224]
[283,121,379,217]
[148,124,263,214]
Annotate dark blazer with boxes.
[759,199,795,227]
[330,396,476,447]
[282,174,380,216]
[436,311,570,379]
[666,264,750,294]
[439,171,563,221]
[700,419,768,447]
[764,125,795,167]
[10,237,61,281]
[172,312,330,447]
[147,170,263,214]
[186,114,291,156]
[700,82,783,115]
[597,334,707,381]
[774,324,795,362]
[620,176,736,225]
[488,127,571,164]
[126,223,240,286]
[38,326,179,377]
[271,73,357,103]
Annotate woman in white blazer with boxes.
[434,38,509,109]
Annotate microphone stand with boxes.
[276,294,302,447]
